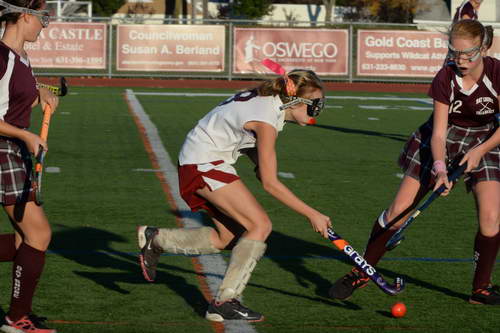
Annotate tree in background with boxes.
[218,0,274,19]
[368,0,419,23]
[125,1,154,24]
[90,0,125,17]
[338,0,419,23]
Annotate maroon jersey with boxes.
[428,56,500,127]
[0,41,38,129]
[453,1,478,23]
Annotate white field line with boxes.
[359,105,388,110]
[45,167,61,173]
[132,168,167,172]
[132,91,432,104]
[278,171,295,179]
[125,89,258,333]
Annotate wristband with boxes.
[432,160,446,174]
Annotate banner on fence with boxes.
[357,30,449,77]
[233,28,348,76]
[116,25,225,72]
[25,22,107,69]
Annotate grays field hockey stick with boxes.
[33,105,53,205]
[386,161,468,250]
[37,77,68,97]
[327,228,405,296]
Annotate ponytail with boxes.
[255,69,323,103]
[483,25,493,50]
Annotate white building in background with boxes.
[111,0,499,24]
[111,0,343,25]
[46,0,92,17]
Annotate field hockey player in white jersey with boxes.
[137,68,332,322]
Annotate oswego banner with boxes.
[233,28,348,76]
[117,25,225,72]
[357,30,448,77]
[25,22,106,69]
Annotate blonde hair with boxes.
[255,69,324,103]
[449,19,493,50]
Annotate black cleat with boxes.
[205,299,264,322]
[469,287,500,305]
[328,268,370,300]
[137,226,162,282]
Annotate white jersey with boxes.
[179,90,285,165]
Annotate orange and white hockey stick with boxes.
[33,105,53,205]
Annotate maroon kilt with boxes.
[398,120,499,191]
[0,137,35,205]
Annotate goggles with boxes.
[0,0,50,28]
[447,44,481,62]
[280,97,325,117]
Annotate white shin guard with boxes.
[154,227,220,255]
[216,238,267,302]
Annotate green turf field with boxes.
[0,86,497,332]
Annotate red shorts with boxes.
[178,160,240,216]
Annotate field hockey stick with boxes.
[327,227,405,296]
[37,77,68,97]
[33,105,53,205]
[385,161,468,251]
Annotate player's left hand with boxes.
[433,171,451,196]
[39,87,59,113]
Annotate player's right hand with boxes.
[308,211,332,239]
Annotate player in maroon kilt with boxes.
[329,19,500,305]
[0,1,58,332]
[453,0,482,23]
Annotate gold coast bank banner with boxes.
[357,30,449,77]
[233,28,348,76]
[26,22,106,69]
[117,25,225,72]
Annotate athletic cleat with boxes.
[328,268,370,300]
[137,226,162,282]
[469,287,500,305]
[1,313,56,333]
[205,299,264,322]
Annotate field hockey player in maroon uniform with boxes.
[0,1,58,332]
[453,0,482,23]
[330,19,500,305]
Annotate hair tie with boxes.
[261,58,296,97]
